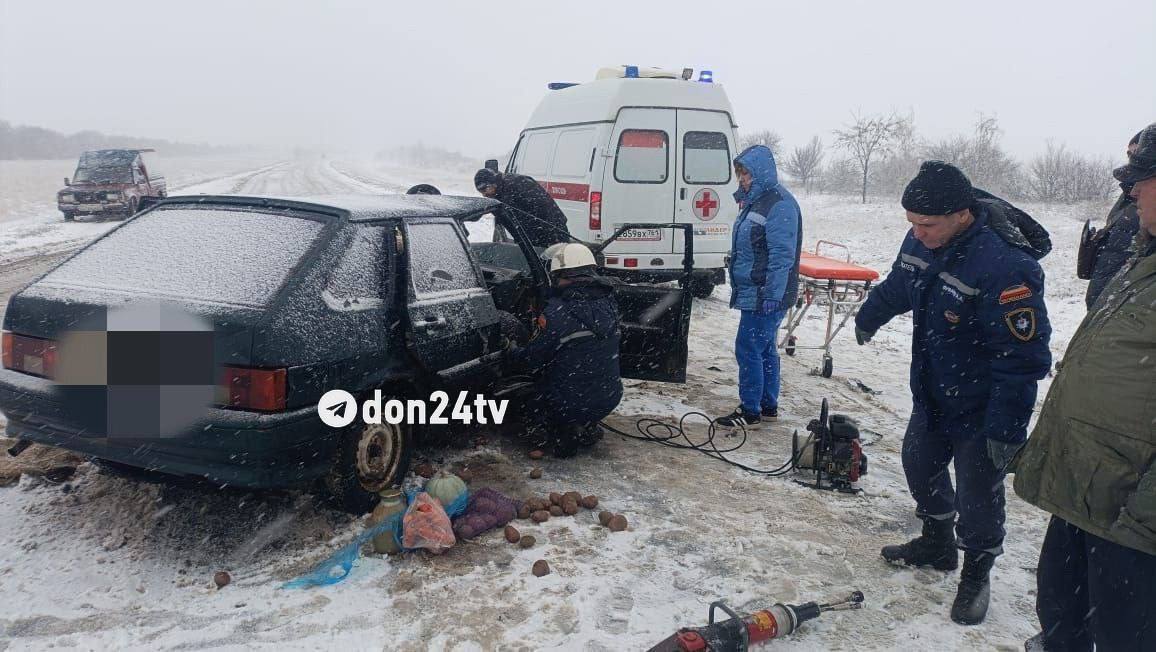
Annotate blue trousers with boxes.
[902,407,1006,554]
[735,309,786,414]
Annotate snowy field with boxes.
[0,157,1112,650]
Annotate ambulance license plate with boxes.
[614,226,662,241]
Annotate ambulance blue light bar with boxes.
[548,82,579,90]
[625,65,639,78]
[698,70,714,83]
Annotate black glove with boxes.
[855,327,874,346]
[987,438,1023,473]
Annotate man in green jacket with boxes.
[1014,122,1156,651]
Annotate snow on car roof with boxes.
[152,194,501,222]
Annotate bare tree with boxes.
[1028,142,1115,203]
[923,115,1023,198]
[834,111,908,203]
[783,136,824,193]
[737,129,782,158]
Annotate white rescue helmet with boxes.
[542,242,596,276]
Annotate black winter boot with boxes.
[951,551,995,625]
[881,516,959,570]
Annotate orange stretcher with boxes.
[779,241,880,378]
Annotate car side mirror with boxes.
[484,159,499,172]
[64,177,70,186]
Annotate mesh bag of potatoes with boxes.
[452,487,521,540]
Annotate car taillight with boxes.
[605,257,619,265]
[219,366,287,411]
[624,258,638,268]
[2,332,57,379]
[589,191,602,230]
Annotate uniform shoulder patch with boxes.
[1004,307,1037,342]
[998,284,1033,304]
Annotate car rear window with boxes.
[683,131,731,184]
[42,207,326,306]
[614,129,668,183]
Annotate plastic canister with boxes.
[367,489,406,554]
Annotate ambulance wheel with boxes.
[821,355,834,378]
[690,278,715,299]
[785,335,797,356]
[321,419,412,514]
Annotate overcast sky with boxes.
[1,0,1152,161]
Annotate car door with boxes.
[598,108,677,255]
[598,223,694,383]
[673,110,738,258]
[402,218,500,375]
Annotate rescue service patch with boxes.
[999,284,1033,305]
[1004,307,1037,342]
[944,310,961,324]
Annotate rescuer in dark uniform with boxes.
[502,243,622,458]
[475,168,571,249]
[855,161,1052,626]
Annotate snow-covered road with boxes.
[0,158,1108,650]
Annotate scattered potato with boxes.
[549,505,563,517]
[608,514,628,532]
[517,505,531,520]
[531,510,551,523]
[504,525,520,544]
[519,535,536,549]
[528,450,545,460]
[549,492,563,506]
[563,491,582,503]
[529,468,543,479]
[580,495,599,510]
[562,501,579,516]
[598,511,614,526]
[213,571,231,589]
[532,560,550,577]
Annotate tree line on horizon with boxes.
[738,114,1122,204]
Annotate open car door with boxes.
[597,223,694,383]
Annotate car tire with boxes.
[62,212,75,221]
[690,278,715,299]
[321,419,412,514]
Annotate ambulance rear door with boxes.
[598,108,677,257]
[673,110,738,258]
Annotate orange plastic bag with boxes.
[402,492,456,553]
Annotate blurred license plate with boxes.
[615,226,661,241]
[77,204,105,211]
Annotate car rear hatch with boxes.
[2,203,337,424]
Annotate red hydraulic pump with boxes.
[648,591,864,651]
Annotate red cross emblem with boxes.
[693,188,719,221]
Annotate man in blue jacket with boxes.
[717,145,802,427]
[855,161,1052,625]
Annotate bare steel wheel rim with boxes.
[355,423,402,492]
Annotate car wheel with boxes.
[821,354,834,378]
[690,278,715,299]
[321,420,412,514]
[62,212,75,221]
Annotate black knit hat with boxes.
[901,161,974,216]
[474,168,501,190]
[1114,123,1156,186]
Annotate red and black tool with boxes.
[647,590,864,652]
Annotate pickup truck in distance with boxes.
[57,149,167,221]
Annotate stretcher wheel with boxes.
[821,355,834,378]
[786,335,797,356]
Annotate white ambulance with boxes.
[501,66,739,298]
